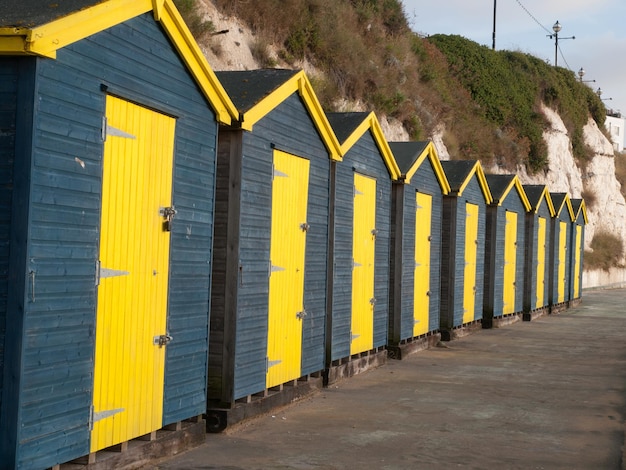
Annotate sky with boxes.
[401,0,626,114]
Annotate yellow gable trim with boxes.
[339,112,401,180]
[157,0,237,124]
[536,187,556,217]
[495,176,531,212]
[457,161,493,203]
[1,0,153,58]
[241,71,342,161]
[0,0,237,124]
[403,142,450,194]
[555,194,575,221]
[574,199,588,224]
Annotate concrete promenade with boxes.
[155,288,626,470]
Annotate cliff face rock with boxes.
[197,0,626,272]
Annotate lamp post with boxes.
[547,21,574,67]
[577,67,595,83]
[492,0,497,50]
[597,88,613,101]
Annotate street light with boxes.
[547,20,574,67]
[597,88,613,101]
[577,67,595,83]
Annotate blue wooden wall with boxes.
[441,177,487,330]
[484,192,527,318]
[389,157,443,343]
[523,200,552,312]
[0,13,218,469]
[215,94,330,401]
[330,131,391,360]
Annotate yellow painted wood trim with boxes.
[242,73,301,131]
[493,176,531,211]
[457,161,493,203]
[339,112,400,180]
[18,0,153,58]
[537,187,556,217]
[158,0,238,124]
[575,200,588,224]
[402,141,450,194]
[555,194,575,221]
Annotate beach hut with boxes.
[0,1,238,467]
[439,161,493,340]
[483,175,531,328]
[387,141,450,358]
[208,69,341,429]
[569,199,587,307]
[522,185,556,320]
[324,112,400,378]
[548,193,575,313]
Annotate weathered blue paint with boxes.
[569,199,586,301]
[0,14,219,469]
[483,176,528,323]
[440,164,488,332]
[329,129,392,361]
[523,185,553,313]
[389,149,444,343]
[549,193,572,307]
[209,92,330,403]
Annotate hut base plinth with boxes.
[523,307,549,321]
[568,298,582,308]
[325,347,387,386]
[440,320,483,341]
[387,332,442,360]
[206,374,323,433]
[483,313,522,329]
[59,417,205,470]
[549,302,568,315]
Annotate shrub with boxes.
[584,231,624,271]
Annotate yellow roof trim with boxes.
[536,187,556,217]
[0,0,154,58]
[242,71,342,161]
[494,176,531,212]
[339,112,401,180]
[157,0,237,124]
[555,193,575,221]
[0,0,238,124]
[402,141,450,194]
[457,161,493,203]
[574,199,588,224]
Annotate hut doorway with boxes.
[413,192,432,336]
[503,211,518,315]
[267,150,310,389]
[91,96,175,451]
[350,173,376,355]
[557,221,568,303]
[463,202,479,324]
[536,217,547,309]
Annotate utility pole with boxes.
[492,0,497,50]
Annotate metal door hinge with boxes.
[89,405,124,430]
[160,206,177,232]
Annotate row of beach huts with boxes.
[0,1,587,469]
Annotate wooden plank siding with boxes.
[209,93,330,403]
[483,182,528,321]
[523,187,554,313]
[330,131,392,361]
[0,14,219,469]
[0,57,18,419]
[389,157,444,343]
[548,194,574,307]
[441,177,488,330]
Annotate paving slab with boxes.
[154,289,626,470]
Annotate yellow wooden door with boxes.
[503,211,517,315]
[413,192,432,336]
[535,217,546,309]
[573,225,582,298]
[266,150,310,389]
[557,221,567,303]
[351,173,376,354]
[91,96,175,451]
[463,203,479,324]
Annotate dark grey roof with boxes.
[0,0,106,28]
[388,141,429,175]
[571,198,583,214]
[523,184,547,208]
[485,174,515,202]
[326,112,369,144]
[215,69,299,113]
[551,192,568,214]
[440,160,477,191]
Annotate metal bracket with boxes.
[153,333,173,348]
[160,206,177,232]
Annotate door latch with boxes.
[153,333,173,347]
[160,206,177,232]
[296,310,308,320]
